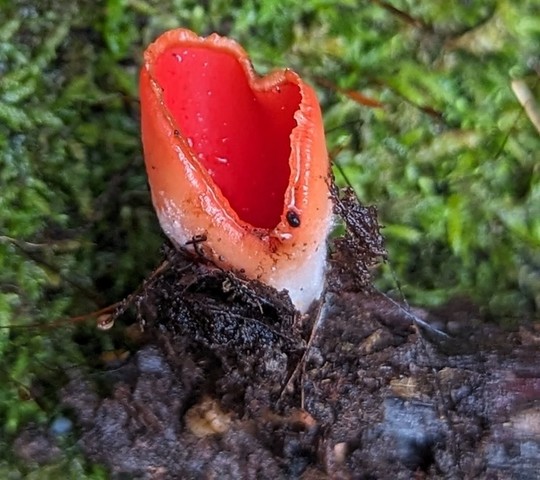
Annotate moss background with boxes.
[0,0,538,476]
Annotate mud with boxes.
[54,236,540,479]
[16,193,539,479]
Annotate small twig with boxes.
[5,237,100,304]
[372,287,450,340]
[202,302,298,343]
[370,0,432,31]
[511,79,540,135]
[316,77,383,108]
[2,252,178,332]
[110,257,174,321]
[328,145,355,189]
[1,303,120,331]
[278,295,327,408]
[375,81,447,123]
[0,235,81,253]
[493,79,535,159]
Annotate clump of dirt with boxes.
[31,193,540,479]
[328,185,386,292]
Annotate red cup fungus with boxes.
[140,29,332,312]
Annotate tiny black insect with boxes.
[286,210,301,228]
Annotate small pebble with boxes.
[50,416,73,436]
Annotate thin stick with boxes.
[278,295,326,408]
[511,79,540,135]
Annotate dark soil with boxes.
[23,192,540,479]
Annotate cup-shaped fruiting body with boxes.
[140,29,332,313]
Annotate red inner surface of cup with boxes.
[154,46,301,229]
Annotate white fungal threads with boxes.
[269,240,329,313]
[157,194,330,313]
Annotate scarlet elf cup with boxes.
[140,29,333,313]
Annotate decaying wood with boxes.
[23,193,540,479]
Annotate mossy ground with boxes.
[0,0,538,477]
